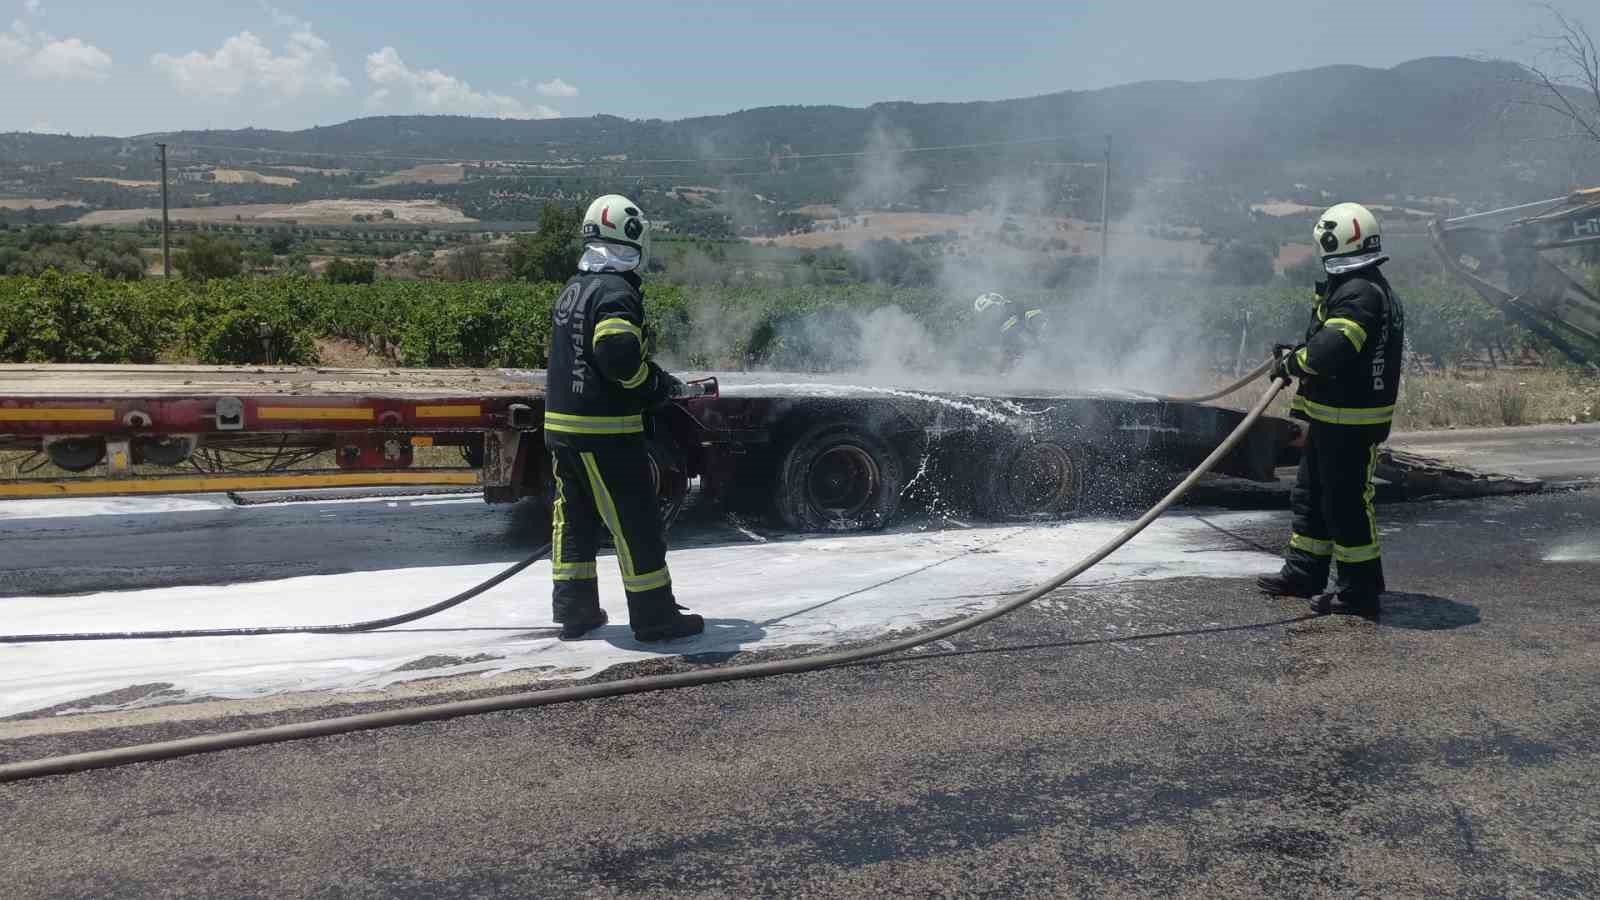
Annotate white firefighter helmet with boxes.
[581,194,650,271]
[1313,202,1384,275]
[973,292,1006,313]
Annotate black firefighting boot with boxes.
[1311,591,1381,619]
[559,608,609,641]
[631,593,705,643]
[1257,571,1324,599]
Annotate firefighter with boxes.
[1259,202,1405,616]
[543,194,704,642]
[972,292,1047,369]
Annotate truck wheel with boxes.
[646,436,689,533]
[976,438,1083,519]
[774,422,903,532]
[133,436,194,467]
[46,438,105,473]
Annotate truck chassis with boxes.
[0,365,1298,533]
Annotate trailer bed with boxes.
[0,365,548,398]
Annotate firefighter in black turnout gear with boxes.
[1259,202,1405,616]
[544,194,704,642]
[972,292,1047,370]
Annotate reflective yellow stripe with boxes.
[1001,315,1020,332]
[593,317,642,347]
[416,405,481,419]
[553,562,598,581]
[623,567,672,593]
[1025,309,1044,319]
[1290,533,1333,557]
[581,452,637,578]
[1335,542,1381,563]
[258,407,375,421]
[1295,347,1319,375]
[1323,317,1368,352]
[0,408,116,422]
[620,362,650,390]
[1334,444,1382,564]
[543,412,644,435]
[1291,396,1394,426]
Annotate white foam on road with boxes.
[0,494,237,521]
[1545,540,1600,563]
[0,513,1281,717]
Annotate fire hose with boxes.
[0,370,1287,783]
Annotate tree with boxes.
[175,234,243,282]
[1208,239,1277,286]
[1519,6,1600,147]
[508,201,583,283]
[268,230,296,255]
[324,258,377,284]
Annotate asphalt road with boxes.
[2,483,1597,896]
[1390,423,1600,484]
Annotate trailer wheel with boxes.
[46,438,106,473]
[774,421,903,532]
[132,436,194,467]
[976,438,1083,519]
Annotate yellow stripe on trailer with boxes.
[416,405,482,419]
[0,471,480,498]
[0,408,117,422]
[257,407,376,421]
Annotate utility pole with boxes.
[1098,134,1111,299]
[157,143,171,277]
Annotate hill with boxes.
[0,56,1591,230]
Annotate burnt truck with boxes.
[0,365,1300,533]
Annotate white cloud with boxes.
[24,0,40,15]
[264,4,305,29]
[364,47,559,119]
[536,77,578,98]
[1,17,111,81]
[151,24,349,102]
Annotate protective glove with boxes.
[644,364,684,409]
[1271,343,1303,383]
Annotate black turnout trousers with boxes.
[1281,421,1387,597]
[549,442,676,629]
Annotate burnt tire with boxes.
[774,421,903,532]
[976,438,1084,520]
[645,435,689,534]
[132,436,194,467]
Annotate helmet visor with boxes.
[579,242,643,273]
[1322,250,1386,275]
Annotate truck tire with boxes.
[774,421,903,532]
[46,438,105,473]
[976,438,1083,520]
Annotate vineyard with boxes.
[0,268,1582,375]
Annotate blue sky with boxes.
[0,0,1571,136]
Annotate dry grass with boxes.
[75,200,475,226]
[75,177,160,188]
[0,198,86,210]
[211,168,299,187]
[1392,368,1597,431]
[1209,366,1596,430]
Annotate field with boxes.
[366,164,466,187]
[74,200,475,226]
[758,211,1216,270]
[211,168,299,187]
[0,199,86,210]
[75,177,160,189]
